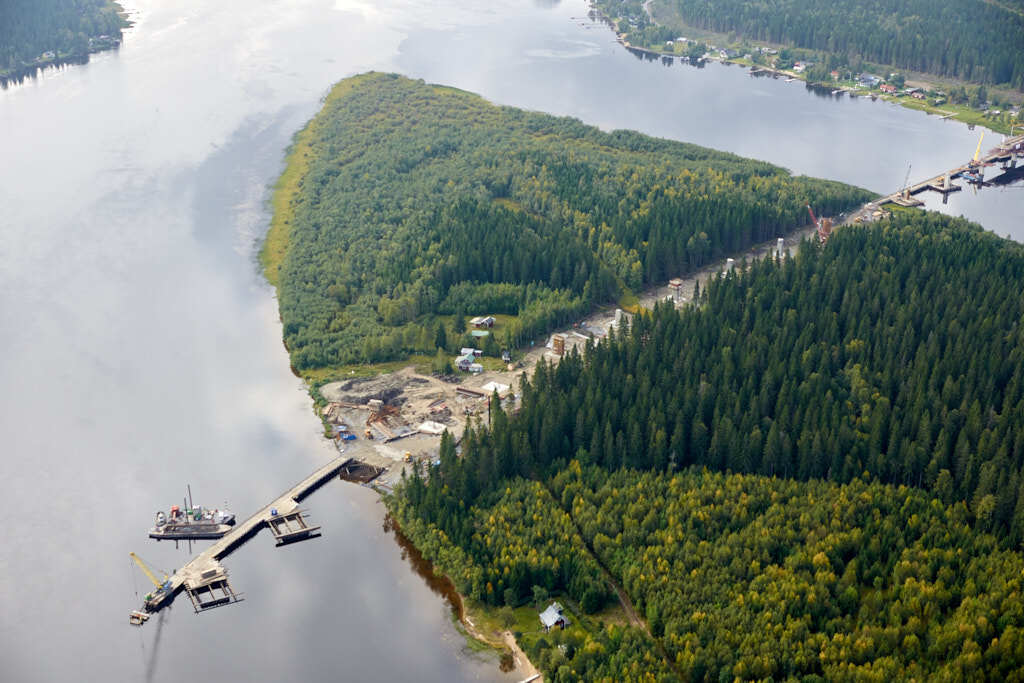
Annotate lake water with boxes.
[1,1,1020,681]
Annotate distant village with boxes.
[3,35,121,78]
[601,8,1022,132]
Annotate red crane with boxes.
[806,203,832,243]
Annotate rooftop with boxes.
[539,602,569,629]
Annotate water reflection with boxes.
[384,513,463,622]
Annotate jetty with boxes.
[134,453,355,620]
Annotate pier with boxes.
[134,453,355,620]
[848,134,1024,222]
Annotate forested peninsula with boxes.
[263,73,871,373]
[0,0,129,79]
[392,212,1024,680]
[597,0,1024,92]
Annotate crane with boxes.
[130,552,172,596]
[902,163,912,194]
[806,203,831,243]
[963,131,988,185]
[972,131,985,165]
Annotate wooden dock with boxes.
[137,453,354,619]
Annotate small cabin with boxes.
[470,316,496,328]
[540,602,570,632]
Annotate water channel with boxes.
[1,0,1021,681]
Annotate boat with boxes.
[149,503,236,540]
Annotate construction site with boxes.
[317,367,517,490]
[309,222,821,494]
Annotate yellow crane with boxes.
[973,131,985,164]
[130,552,172,595]
[129,552,173,625]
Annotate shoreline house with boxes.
[539,602,570,632]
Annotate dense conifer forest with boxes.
[267,73,871,369]
[0,0,128,72]
[600,0,1024,90]
[391,212,1024,679]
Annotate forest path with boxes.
[540,481,684,679]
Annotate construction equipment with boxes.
[130,552,171,592]
[368,402,399,424]
[902,163,912,196]
[364,427,373,439]
[129,552,174,621]
[806,204,832,243]
[963,131,988,185]
[128,610,150,625]
[972,131,985,165]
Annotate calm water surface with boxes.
[1,0,1021,681]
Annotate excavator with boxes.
[129,552,173,624]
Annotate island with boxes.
[268,73,1024,679]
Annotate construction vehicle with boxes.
[403,451,412,462]
[806,204,832,243]
[130,552,174,619]
[364,427,373,439]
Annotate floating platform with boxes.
[149,524,233,541]
[267,509,321,546]
[182,562,243,612]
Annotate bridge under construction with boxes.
[130,453,355,624]
[846,133,1024,224]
